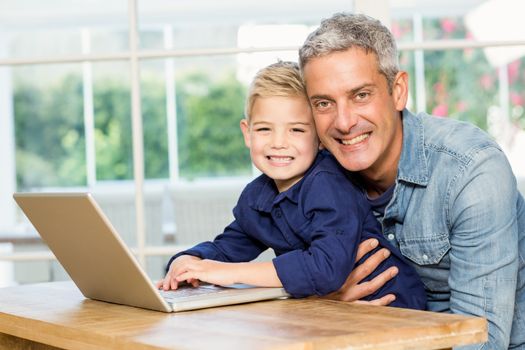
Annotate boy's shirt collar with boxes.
[250,151,325,213]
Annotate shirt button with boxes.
[387,234,395,240]
[274,209,282,218]
[422,254,429,261]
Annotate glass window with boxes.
[13,64,86,189]
[391,1,525,179]
[0,0,129,58]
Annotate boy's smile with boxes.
[240,95,319,192]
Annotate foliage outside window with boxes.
[14,69,250,188]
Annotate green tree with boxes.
[14,74,86,189]
[14,69,250,188]
[176,71,251,179]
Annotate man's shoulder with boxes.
[414,112,501,162]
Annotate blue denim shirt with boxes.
[169,151,427,309]
[385,109,525,349]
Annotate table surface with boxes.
[0,281,487,350]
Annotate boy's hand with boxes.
[324,238,398,305]
[156,255,202,291]
[175,259,238,286]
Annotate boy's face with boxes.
[240,96,319,192]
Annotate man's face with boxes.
[302,48,407,181]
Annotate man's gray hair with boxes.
[299,13,399,91]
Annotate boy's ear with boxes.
[239,119,251,148]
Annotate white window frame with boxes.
[0,0,524,277]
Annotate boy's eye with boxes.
[291,128,305,133]
[255,127,270,132]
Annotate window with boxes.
[0,0,353,286]
[1,0,523,287]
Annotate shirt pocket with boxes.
[397,232,450,265]
[398,232,451,292]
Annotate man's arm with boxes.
[447,147,518,349]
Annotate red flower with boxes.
[510,92,524,106]
[480,74,493,90]
[508,60,521,84]
[432,104,449,117]
[391,22,402,39]
[456,101,467,112]
[441,19,457,34]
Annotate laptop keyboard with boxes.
[158,284,231,301]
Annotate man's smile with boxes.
[339,132,370,145]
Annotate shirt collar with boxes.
[251,151,324,212]
[397,109,429,186]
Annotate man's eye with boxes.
[356,92,370,100]
[315,101,330,109]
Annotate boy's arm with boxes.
[157,254,202,290]
[164,212,268,273]
[272,171,370,297]
[174,260,282,287]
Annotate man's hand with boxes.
[325,238,397,305]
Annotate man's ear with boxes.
[392,71,409,111]
[239,119,251,148]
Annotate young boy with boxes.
[157,61,426,309]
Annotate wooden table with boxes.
[0,282,486,350]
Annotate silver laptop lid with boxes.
[13,192,172,312]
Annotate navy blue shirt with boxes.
[168,151,426,309]
[367,184,395,220]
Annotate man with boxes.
[299,12,524,349]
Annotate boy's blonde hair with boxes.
[245,61,307,121]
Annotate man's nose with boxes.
[334,103,358,133]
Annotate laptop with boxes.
[13,192,289,313]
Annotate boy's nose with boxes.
[271,131,288,148]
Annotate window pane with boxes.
[137,0,353,50]
[174,55,251,179]
[14,64,86,189]
[140,60,170,180]
[423,48,497,129]
[422,17,468,40]
[506,56,525,177]
[92,62,134,181]
[0,0,129,58]
[391,18,414,43]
